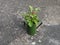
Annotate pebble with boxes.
[31,42,36,45]
[37,29,39,31]
[31,36,33,39]
[38,40,42,43]
[47,23,51,26]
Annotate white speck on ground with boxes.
[31,42,36,45]
[37,29,39,31]
[31,36,34,40]
[38,40,42,43]
[35,34,37,35]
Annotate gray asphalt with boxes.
[0,0,60,45]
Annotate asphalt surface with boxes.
[0,0,60,45]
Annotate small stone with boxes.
[47,23,51,26]
[37,29,39,31]
[14,38,20,42]
[31,42,36,45]
[38,40,42,43]
[14,28,19,30]
[35,34,37,35]
[31,36,33,39]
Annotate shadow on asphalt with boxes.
[0,15,27,45]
